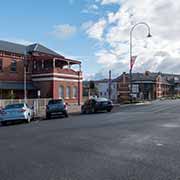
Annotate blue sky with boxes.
[1,0,180,79]
[0,0,118,79]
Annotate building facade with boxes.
[94,79,118,102]
[116,71,180,103]
[0,40,83,104]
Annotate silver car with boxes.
[0,103,33,125]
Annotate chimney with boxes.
[145,71,150,76]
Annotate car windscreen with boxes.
[5,104,24,109]
[48,100,64,105]
[96,98,108,102]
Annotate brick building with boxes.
[116,71,180,103]
[0,40,83,104]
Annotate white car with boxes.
[0,103,33,125]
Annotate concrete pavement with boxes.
[0,100,180,180]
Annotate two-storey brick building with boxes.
[0,40,83,104]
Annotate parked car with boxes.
[46,99,68,119]
[0,103,33,125]
[81,98,114,114]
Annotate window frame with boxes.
[0,59,3,72]
[66,86,71,99]
[10,59,17,72]
[59,85,65,99]
[72,86,78,98]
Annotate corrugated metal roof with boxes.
[0,40,26,55]
[26,43,63,57]
[0,40,63,57]
[0,82,36,90]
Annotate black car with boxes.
[81,98,113,114]
[46,99,68,119]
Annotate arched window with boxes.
[73,86,78,98]
[66,86,71,98]
[59,85,64,99]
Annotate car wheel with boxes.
[81,107,85,114]
[64,111,69,118]
[46,113,51,119]
[85,108,90,114]
[26,115,31,123]
[91,107,96,113]
[1,121,7,126]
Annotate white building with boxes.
[94,79,118,102]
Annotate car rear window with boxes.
[5,104,24,109]
[48,100,64,105]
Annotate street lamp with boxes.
[129,22,152,103]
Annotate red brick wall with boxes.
[0,55,32,82]
[117,73,130,102]
[33,81,53,98]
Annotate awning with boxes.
[0,82,36,90]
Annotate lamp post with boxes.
[129,22,152,103]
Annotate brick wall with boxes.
[0,55,32,82]
[117,73,130,102]
[33,81,53,98]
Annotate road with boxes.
[1,100,180,180]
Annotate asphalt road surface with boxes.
[1,100,180,180]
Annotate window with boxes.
[59,86,64,98]
[0,59,2,71]
[5,103,24,109]
[66,86,71,98]
[11,59,17,72]
[72,86,78,98]
[33,60,37,70]
[48,99,63,105]
[26,63,30,73]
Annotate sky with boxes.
[0,0,180,80]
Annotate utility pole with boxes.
[24,52,27,103]
[108,70,112,100]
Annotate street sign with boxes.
[132,84,139,93]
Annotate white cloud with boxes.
[82,4,99,14]
[96,50,118,67]
[100,0,121,5]
[85,18,107,41]
[85,0,180,79]
[81,21,93,31]
[51,24,77,39]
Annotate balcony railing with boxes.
[32,68,81,76]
